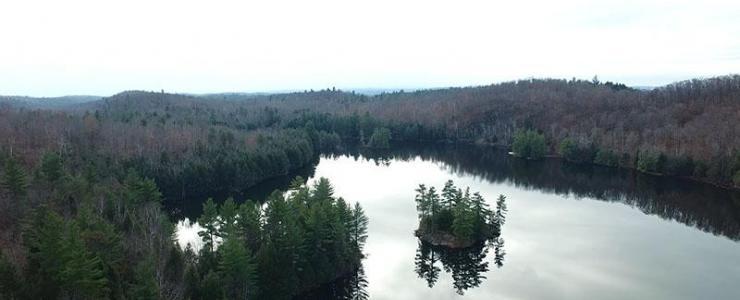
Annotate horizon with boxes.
[2,0,739,97]
[0,74,721,99]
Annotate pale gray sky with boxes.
[1,0,739,96]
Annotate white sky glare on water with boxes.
[1,0,739,96]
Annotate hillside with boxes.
[2,75,739,188]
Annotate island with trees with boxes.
[413,180,507,248]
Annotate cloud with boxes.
[1,0,739,96]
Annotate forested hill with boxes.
[1,74,739,190]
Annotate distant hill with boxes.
[0,95,102,109]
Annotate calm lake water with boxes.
[174,144,740,300]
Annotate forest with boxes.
[1,74,739,299]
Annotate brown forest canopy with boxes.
[1,74,739,185]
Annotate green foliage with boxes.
[219,236,257,299]
[129,257,159,300]
[41,151,64,182]
[451,193,475,241]
[0,252,20,299]
[219,197,238,238]
[125,170,162,204]
[350,202,369,256]
[1,157,28,198]
[237,201,262,252]
[637,150,665,174]
[512,129,546,159]
[414,180,506,244]
[594,149,620,167]
[57,222,109,299]
[733,170,740,187]
[367,127,392,149]
[197,198,220,253]
[188,177,366,299]
[558,138,595,163]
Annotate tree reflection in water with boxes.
[414,237,506,295]
[294,264,369,300]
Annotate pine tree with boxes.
[441,180,457,209]
[260,191,301,298]
[470,192,491,237]
[129,257,158,300]
[219,197,238,239]
[350,202,369,258]
[1,157,27,198]
[199,270,224,299]
[219,236,258,299]
[451,194,474,241]
[237,201,262,253]
[312,177,334,203]
[414,184,430,219]
[57,223,109,299]
[426,187,440,231]
[495,195,508,226]
[23,206,66,299]
[198,198,220,253]
[40,151,63,182]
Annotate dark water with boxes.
[175,144,740,299]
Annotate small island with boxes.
[413,180,507,248]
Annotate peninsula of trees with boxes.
[189,177,368,299]
[413,180,507,248]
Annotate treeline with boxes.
[0,103,341,207]
[7,75,736,187]
[186,177,368,299]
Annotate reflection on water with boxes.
[415,238,506,295]
[295,265,369,300]
[333,144,740,241]
[173,143,740,299]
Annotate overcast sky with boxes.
[1,0,739,97]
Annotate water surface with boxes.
[176,144,740,299]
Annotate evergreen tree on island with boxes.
[414,180,506,248]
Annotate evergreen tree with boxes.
[57,222,109,299]
[219,197,238,239]
[40,151,63,182]
[237,201,262,253]
[199,270,224,299]
[512,129,546,159]
[129,258,158,300]
[260,191,302,298]
[0,251,20,299]
[1,157,28,198]
[23,206,66,299]
[494,195,507,226]
[219,237,258,299]
[367,127,391,148]
[312,177,334,203]
[451,191,474,241]
[350,202,369,257]
[414,184,430,219]
[470,192,491,237]
[441,180,457,209]
[198,198,220,253]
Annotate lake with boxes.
[174,144,740,299]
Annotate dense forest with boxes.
[1,74,739,299]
